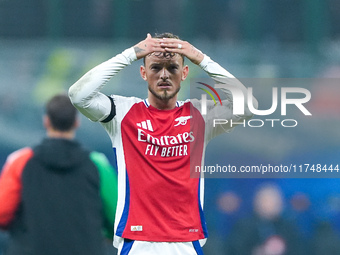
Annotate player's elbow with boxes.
[68,83,83,107]
[244,96,258,119]
[243,110,254,120]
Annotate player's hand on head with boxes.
[160,38,204,65]
[133,33,165,60]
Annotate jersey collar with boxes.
[143,99,181,108]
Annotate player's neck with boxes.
[46,129,75,140]
[148,96,177,110]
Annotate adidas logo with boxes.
[136,120,154,132]
[131,225,143,232]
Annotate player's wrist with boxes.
[122,47,138,62]
[133,46,145,60]
[198,54,210,68]
[191,52,204,65]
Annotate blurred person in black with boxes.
[226,183,304,255]
[0,94,118,255]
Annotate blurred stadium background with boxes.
[1,0,340,254]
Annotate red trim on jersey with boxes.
[0,147,34,227]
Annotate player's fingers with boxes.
[150,44,167,53]
[146,38,166,52]
[162,47,182,55]
[161,37,180,43]
[161,43,185,52]
[160,39,184,48]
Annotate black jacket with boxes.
[5,138,107,255]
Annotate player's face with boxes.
[140,53,189,102]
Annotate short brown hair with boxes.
[45,93,77,131]
[153,32,180,40]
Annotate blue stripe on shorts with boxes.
[121,239,134,255]
[192,240,204,255]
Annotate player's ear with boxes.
[73,116,80,129]
[181,65,189,81]
[43,115,51,129]
[140,65,147,81]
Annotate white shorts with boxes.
[117,239,204,255]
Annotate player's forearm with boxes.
[68,47,137,121]
[199,55,258,117]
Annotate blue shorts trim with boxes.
[192,240,204,255]
[121,239,134,255]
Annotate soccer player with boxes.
[69,33,257,255]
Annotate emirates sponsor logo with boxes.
[137,129,195,157]
[137,129,194,146]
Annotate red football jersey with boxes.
[104,97,207,242]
